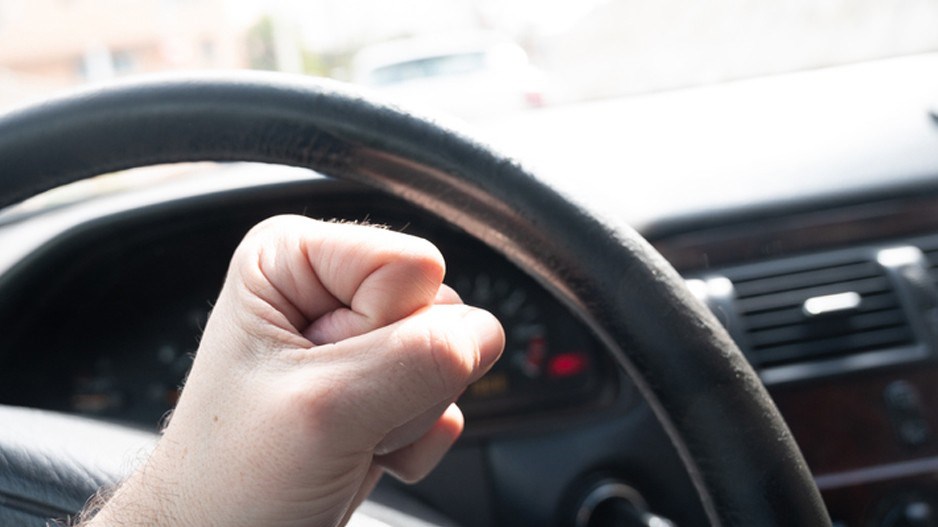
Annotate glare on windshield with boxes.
[1,0,936,213]
[1,0,936,120]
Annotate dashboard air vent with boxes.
[730,258,914,369]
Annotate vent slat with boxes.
[748,309,908,349]
[743,293,898,331]
[736,276,890,314]
[733,261,879,299]
[754,326,915,368]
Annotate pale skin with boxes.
[81,215,505,527]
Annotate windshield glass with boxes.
[2,0,936,110]
[1,0,936,210]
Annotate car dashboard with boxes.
[2,55,938,527]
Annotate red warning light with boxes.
[548,352,588,378]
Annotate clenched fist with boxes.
[84,215,505,527]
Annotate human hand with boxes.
[84,215,505,526]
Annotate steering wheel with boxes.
[0,74,828,526]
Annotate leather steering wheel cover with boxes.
[0,74,829,526]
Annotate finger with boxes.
[375,404,464,483]
[375,399,451,455]
[434,284,462,305]
[291,304,504,450]
[303,307,370,345]
[311,284,464,346]
[339,465,384,527]
[228,215,445,338]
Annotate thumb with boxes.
[283,303,504,455]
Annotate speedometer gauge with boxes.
[447,258,615,421]
[453,272,548,378]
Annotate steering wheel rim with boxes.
[0,73,829,526]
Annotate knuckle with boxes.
[233,215,301,264]
[250,214,306,234]
[406,236,445,267]
[383,235,445,280]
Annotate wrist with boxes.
[80,440,200,527]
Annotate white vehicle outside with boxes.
[351,32,548,120]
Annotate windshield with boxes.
[1,0,936,211]
[2,0,936,110]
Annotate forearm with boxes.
[76,443,198,527]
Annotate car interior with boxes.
[1,4,938,527]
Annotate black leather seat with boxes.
[0,405,155,526]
